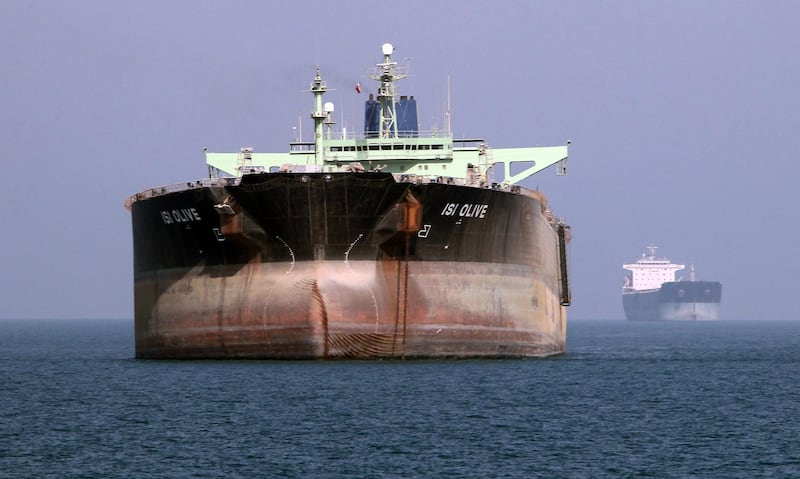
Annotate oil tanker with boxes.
[126,43,572,359]
[622,246,722,321]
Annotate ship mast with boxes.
[309,67,328,166]
[367,43,408,139]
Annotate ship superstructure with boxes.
[623,246,685,293]
[204,44,568,190]
[622,246,722,321]
[126,43,572,359]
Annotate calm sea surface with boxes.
[1,319,799,478]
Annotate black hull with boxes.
[133,173,554,270]
[131,172,569,358]
[623,281,722,321]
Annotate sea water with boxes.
[1,318,799,478]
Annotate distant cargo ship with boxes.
[125,43,572,359]
[622,246,722,321]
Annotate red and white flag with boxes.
[355,82,361,93]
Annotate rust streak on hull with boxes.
[135,261,566,359]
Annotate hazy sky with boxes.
[1,0,797,320]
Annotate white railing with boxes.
[124,178,240,209]
[325,129,453,141]
[125,164,535,210]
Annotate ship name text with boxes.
[161,208,202,224]
[440,203,489,219]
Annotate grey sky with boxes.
[1,1,797,320]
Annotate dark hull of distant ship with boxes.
[131,172,570,359]
[622,281,722,321]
